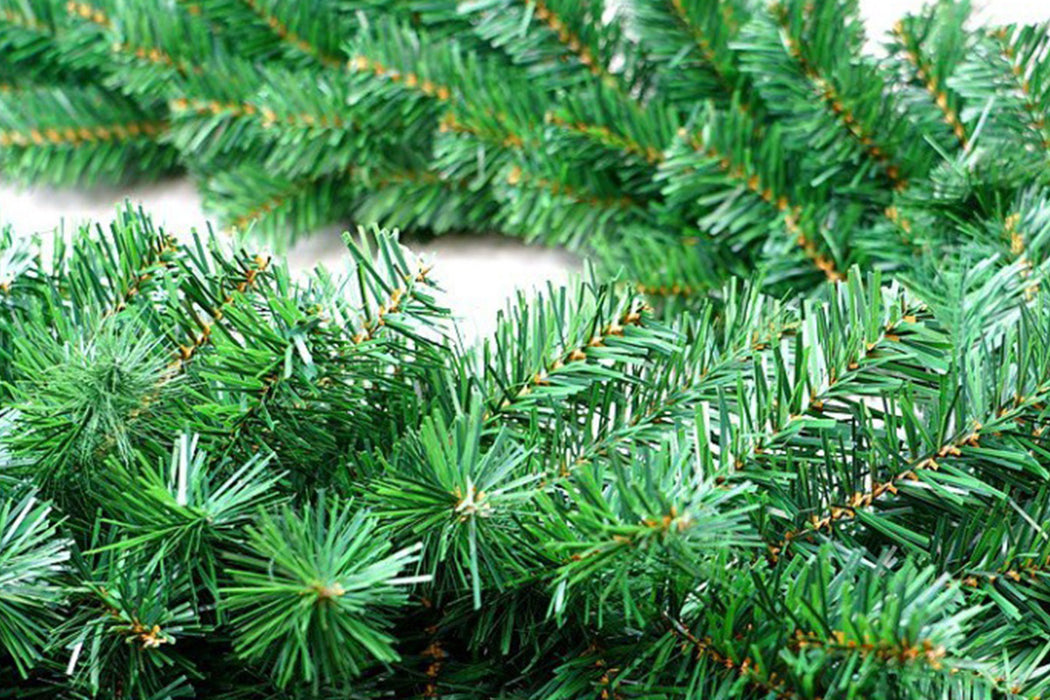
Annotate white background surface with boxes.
[0,0,1044,335]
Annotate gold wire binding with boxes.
[0,120,167,147]
[504,165,638,211]
[769,2,908,191]
[348,55,452,101]
[229,177,317,231]
[518,0,625,93]
[65,1,109,26]
[528,0,599,75]
[439,111,526,149]
[239,0,342,68]
[678,126,843,281]
[92,252,271,462]
[664,614,797,700]
[992,27,1050,149]
[169,97,346,130]
[635,282,698,298]
[773,392,1036,562]
[669,0,719,66]
[562,317,804,484]
[350,284,407,345]
[791,629,947,670]
[545,112,663,164]
[665,0,749,117]
[499,303,647,411]
[165,254,271,374]
[69,1,205,75]
[103,234,180,318]
[892,21,968,148]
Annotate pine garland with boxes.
[0,202,1045,697]
[2,0,1050,698]
[0,0,1042,291]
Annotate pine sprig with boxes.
[221,498,426,688]
[0,485,69,678]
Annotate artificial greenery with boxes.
[0,0,1045,292]
[3,0,1050,698]
[0,204,1049,698]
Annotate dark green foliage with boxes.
[0,203,1049,697]
[222,499,423,688]
[0,0,1045,294]
[3,0,1050,698]
[0,486,68,678]
[0,210,458,696]
[96,434,283,590]
[54,544,205,698]
[7,315,178,498]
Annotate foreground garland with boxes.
[1,207,1050,698]
[2,0,1050,696]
